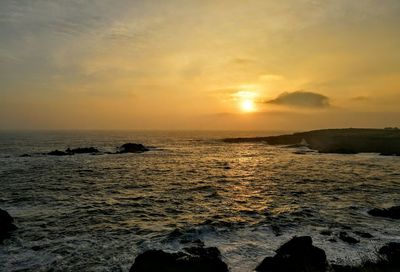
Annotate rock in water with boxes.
[118,143,149,153]
[47,150,70,156]
[338,232,359,245]
[129,246,228,272]
[368,206,400,219]
[67,147,99,154]
[379,242,400,265]
[48,147,100,156]
[256,236,327,272]
[0,209,17,242]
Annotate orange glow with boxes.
[241,100,255,112]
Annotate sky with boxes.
[1,0,400,130]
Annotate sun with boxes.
[241,99,255,112]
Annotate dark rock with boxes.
[118,143,149,153]
[379,242,400,264]
[256,236,328,272]
[68,147,99,154]
[341,225,352,230]
[0,208,17,242]
[271,224,282,236]
[320,230,332,236]
[353,231,373,238]
[47,147,100,156]
[129,246,228,272]
[338,232,359,244]
[47,150,70,156]
[331,264,357,272]
[20,154,31,157]
[319,148,358,154]
[380,151,400,156]
[166,228,184,242]
[368,206,400,219]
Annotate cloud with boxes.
[266,91,330,108]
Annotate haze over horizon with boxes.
[1,0,400,130]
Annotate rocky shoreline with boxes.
[129,236,400,272]
[2,205,399,271]
[222,128,400,155]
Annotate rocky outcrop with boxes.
[118,143,149,153]
[67,147,99,154]
[47,147,99,156]
[223,128,400,155]
[0,208,17,242]
[256,236,328,272]
[47,150,70,156]
[254,237,400,272]
[129,246,228,272]
[368,205,400,219]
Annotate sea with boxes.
[0,130,399,272]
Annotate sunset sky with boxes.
[1,0,400,130]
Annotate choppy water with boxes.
[0,130,399,272]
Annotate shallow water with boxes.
[0,130,399,271]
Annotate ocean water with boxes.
[0,130,399,272]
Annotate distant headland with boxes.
[223,128,400,155]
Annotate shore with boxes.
[223,128,400,155]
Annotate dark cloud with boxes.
[266,91,330,108]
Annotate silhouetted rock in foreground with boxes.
[129,246,228,272]
[118,143,149,153]
[256,236,327,272]
[223,128,400,155]
[368,206,400,219]
[0,208,17,242]
[47,147,99,156]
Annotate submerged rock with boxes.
[353,231,373,239]
[320,230,332,236]
[368,206,400,219]
[118,143,149,153]
[338,232,359,245]
[0,208,17,242]
[129,246,228,272]
[256,236,327,272]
